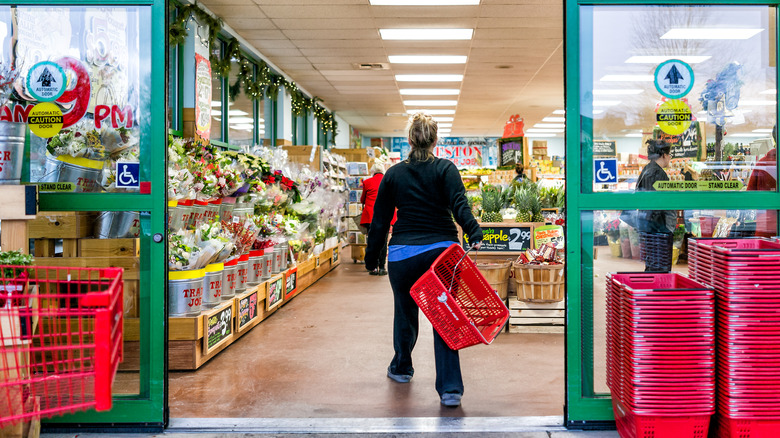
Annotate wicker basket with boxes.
[512,262,565,303]
[476,260,512,300]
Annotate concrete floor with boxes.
[169,262,566,418]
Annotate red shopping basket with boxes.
[0,265,123,426]
[409,244,509,350]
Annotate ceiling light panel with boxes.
[389,55,467,64]
[396,74,464,82]
[593,89,643,95]
[433,117,454,122]
[534,123,565,128]
[592,100,622,106]
[543,117,566,122]
[600,75,654,82]
[404,100,458,106]
[624,55,711,64]
[526,128,565,133]
[553,109,566,115]
[371,0,479,4]
[438,123,453,128]
[406,109,456,115]
[379,29,473,40]
[660,28,764,40]
[400,89,460,95]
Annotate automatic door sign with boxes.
[656,99,692,136]
[26,61,66,102]
[27,102,63,138]
[594,158,618,184]
[655,60,694,99]
[115,161,140,189]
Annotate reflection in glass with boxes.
[581,6,777,193]
[227,61,254,147]
[210,45,223,142]
[584,209,778,395]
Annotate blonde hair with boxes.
[406,112,437,162]
[370,163,384,175]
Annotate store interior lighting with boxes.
[525,133,557,137]
[399,88,460,95]
[406,109,456,115]
[437,123,452,128]
[370,0,480,4]
[228,110,249,116]
[738,100,777,106]
[624,55,711,64]
[760,89,777,94]
[433,117,454,122]
[389,55,467,64]
[592,100,622,106]
[624,133,643,137]
[526,128,565,133]
[403,100,458,106]
[660,28,764,40]
[600,74,654,82]
[553,109,566,115]
[731,133,771,137]
[379,28,473,40]
[592,89,643,95]
[211,101,221,107]
[534,123,565,128]
[229,117,254,124]
[395,74,464,82]
[543,116,566,123]
[753,128,774,133]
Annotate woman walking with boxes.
[364,113,483,408]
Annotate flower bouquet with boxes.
[605,219,622,257]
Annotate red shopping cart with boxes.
[409,244,509,350]
[0,265,123,426]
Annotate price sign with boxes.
[237,291,258,332]
[466,225,533,252]
[204,304,233,355]
[593,140,616,157]
[266,275,284,311]
[284,268,298,300]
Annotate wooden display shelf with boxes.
[507,297,565,334]
[167,244,342,370]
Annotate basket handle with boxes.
[448,243,480,294]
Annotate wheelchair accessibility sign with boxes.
[594,158,618,184]
[116,161,140,189]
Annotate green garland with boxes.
[169,3,338,139]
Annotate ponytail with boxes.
[406,112,437,162]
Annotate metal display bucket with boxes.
[202,263,224,309]
[261,253,272,280]
[41,154,103,193]
[167,200,183,231]
[168,268,205,317]
[247,250,263,286]
[222,259,238,299]
[0,122,26,185]
[176,199,194,229]
[219,198,236,224]
[204,199,221,223]
[271,247,281,274]
[279,242,289,269]
[235,253,250,293]
[95,211,140,238]
[190,201,208,228]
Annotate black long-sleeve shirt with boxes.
[635,160,676,233]
[364,157,483,271]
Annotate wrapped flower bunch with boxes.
[515,243,563,265]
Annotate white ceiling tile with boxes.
[201,5,265,18]
[475,28,561,40]
[282,29,378,40]
[271,18,376,30]
[242,30,288,40]
[479,4,561,17]
[225,18,276,30]
[296,39,384,49]
[260,5,371,18]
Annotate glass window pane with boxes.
[583,209,778,396]
[227,61,254,147]
[581,6,777,193]
[210,45,223,142]
[6,6,151,194]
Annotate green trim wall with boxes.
[564,0,780,426]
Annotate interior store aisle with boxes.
[169,261,565,418]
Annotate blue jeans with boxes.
[387,246,463,396]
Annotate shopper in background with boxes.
[513,163,525,182]
[636,138,676,272]
[365,112,483,408]
[747,125,777,237]
[360,164,390,275]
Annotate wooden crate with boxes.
[507,297,565,334]
[27,211,95,239]
[79,238,140,257]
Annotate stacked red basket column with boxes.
[606,272,715,438]
[691,238,780,437]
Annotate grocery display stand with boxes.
[346,162,369,263]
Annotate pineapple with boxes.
[514,189,532,223]
[530,195,545,222]
[480,186,503,222]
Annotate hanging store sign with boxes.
[195,53,212,140]
[391,137,498,168]
[655,60,694,99]
[656,99,692,136]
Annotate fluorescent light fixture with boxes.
[553,109,566,115]
[593,89,643,95]
[753,129,774,133]
[730,133,772,137]
[439,129,452,133]
[543,117,566,122]
[400,88,460,96]
[600,74,654,82]
[228,110,249,116]
[211,101,222,107]
[625,55,711,64]
[380,28,473,40]
[760,89,777,95]
[526,128,565,133]
[592,110,604,115]
[433,117,454,122]
[371,0,479,4]
[229,117,254,124]
[534,123,565,128]
[525,133,558,137]
[389,55,467,64]
[438,123,452,128]
[232,124,254,130]
[593,100,622,106]
[661,28,763,40]
[404,100,457,106]
[739,100,777,106]
[396,74,463,82]
[406,109,456,115]
[625,133,644,137]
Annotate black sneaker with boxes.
[378,268,388,276]
[369,268,380,275]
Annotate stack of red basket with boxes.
[692,238,780,437]
[606,272,716,438]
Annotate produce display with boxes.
[480,185,503,222]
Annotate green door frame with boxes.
[564,0,780,427]
[4,0,168,429]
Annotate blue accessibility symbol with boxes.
[594,158,618,184]
[116,161,140,189]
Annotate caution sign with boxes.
[653,180,743,191]
[27,102,63,138]
[654,60,694,99]
[656,99,692,136]
[26,61,66,102]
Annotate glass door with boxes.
[565,0,780,425]
[1,0,167,426]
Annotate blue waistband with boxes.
[387,241,455,262]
